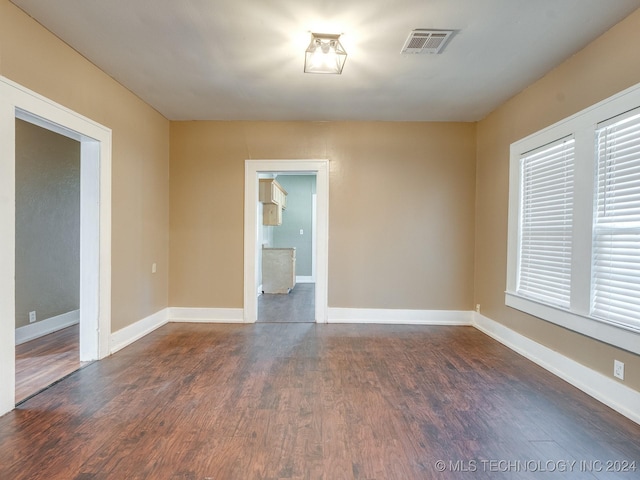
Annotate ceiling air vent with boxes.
[401,29,454,54]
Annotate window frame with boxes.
[506,81,640,355]
[517,137,576,309]
[591,109,640,331]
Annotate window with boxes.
[518,138,575,308]
[592,110,640,331]
[506,82,640,355]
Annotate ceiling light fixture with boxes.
[304,33,347,74]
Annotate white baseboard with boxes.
[473,312,640,425]
[169,307,244,323]
[328,308,473,325]
[110,308,168,354]
[15,309,80,345]
[296,276,315,283]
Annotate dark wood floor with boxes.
[1,323,639,479]
[15,324,90,404]
[258,283,315,323]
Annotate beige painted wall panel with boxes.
[170,121,476,311]
[169,122,248,308]
[475,8,640,392]
[327,122,476,309]
[1,0,170,332]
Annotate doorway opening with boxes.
[0,76,112,416]
[256,173,317,323]
[14,119,89,403]
[244,160,328,324]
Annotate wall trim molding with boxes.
[473,312,640,425]
[110,308,168,354]
[0,75,112,416]
[169,307,244,323]
[328,308,473,325]
[15,309,80,345]
[296,276,315,284]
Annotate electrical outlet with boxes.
[475,304,481,313]
[29,311,36,323]
[614,360,625,380]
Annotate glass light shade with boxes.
[304,33,347,74]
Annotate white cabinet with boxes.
[262,203,282,226]
[259,179,287,226]
[262,247,296,294]
[259,178,287,208]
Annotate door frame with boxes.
[0,76,112,415]
[244,160,329,323]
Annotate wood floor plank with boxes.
[15,324,89,403]
[1,323,639,479]
[258,283,315,323]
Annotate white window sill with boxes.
[505,292,640,355]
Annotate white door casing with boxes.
[0,76,111,415]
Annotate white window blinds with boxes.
[517,138,575,308]
[593,109,640,330]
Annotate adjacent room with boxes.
[257,174,317,324]
[13,118,84,403]
[1,0,639,478]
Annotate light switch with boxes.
[152,263,157,274]
[300,229,304,235]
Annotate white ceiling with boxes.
[11,0,640,122]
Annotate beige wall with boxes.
[0,0,170,332]
[170,121,477,310]
[475,9,640,392]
